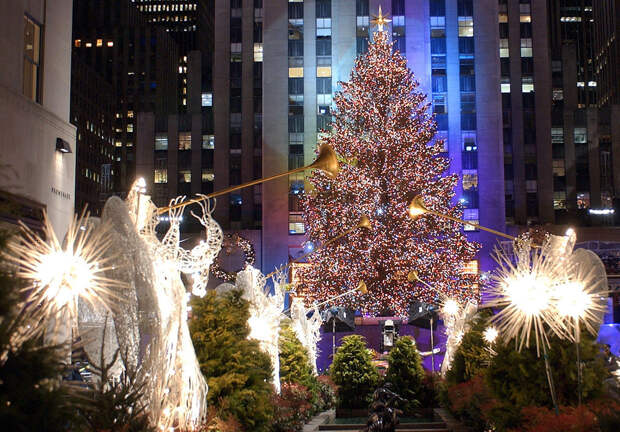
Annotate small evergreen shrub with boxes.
[330,335,379,409]
[384,336,424,413]
[189,290,274,432]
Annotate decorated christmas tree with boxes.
[298,20,480,316]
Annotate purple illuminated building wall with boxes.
[316,321,448,373]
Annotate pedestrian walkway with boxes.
[316,421,450,431]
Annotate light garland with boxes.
[297,29,480,316]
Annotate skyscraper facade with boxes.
[131,0,214,113]
[70,57,116,215]
[72,0,179,194]
[498,0,620,231]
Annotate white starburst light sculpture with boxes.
[489,231,607,354]
[7,211,123,333]
[488,235,567,354]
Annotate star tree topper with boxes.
[370,6,392,32]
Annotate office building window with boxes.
[463,209,479,231]
[23,16,41,102]
[520,38,532,57]
[289,212,305,235]
[155,134,168,150]
[201,169,214,182]
[154,169,168,184]
[178,170,191,183]
[201,92,212,107]
[499,38,509,58]
[178,132,191,150]
[201,134,214,149]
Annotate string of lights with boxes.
[297,30,481,316]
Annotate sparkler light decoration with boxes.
[298,27,480,316]
[235,266,285,392]
[487,234,567,354]
[6,211,124,332]
[488,230,608,354]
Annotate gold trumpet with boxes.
[408,195,515,241]
[158,144,339,214]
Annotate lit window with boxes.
[178,132,191,150]
[520,38,532,57]
[127,110,134,118]
[553,191,567,209]
[178,170,191,183]
[155,134,168,150]
[154,169,168,184]
[85,42,92,48]
[201,169,214,182]
[289,212,305,235]
[201,134,214,149]
[501,83,511,93]
[107,41,114,47]
[23,16,41,102]
[74,39,81,47]
[520,15,531,23]
[574,128,587,144]
[316,66,332,77]
[462,170,478,190]
[498,13,508,23]
[201,92,213,107]
[289,67,304,78]
[127,123,134,132]
[458,17,474,37]
[552,159,565,177]
[254,43,263,62]
[115,141,122,147]
[521,77,534,93]
[96,39,103,47]
[463,209,479,232]
[499,38,509,58]
[126,142,133,147]
[551,128,563,143]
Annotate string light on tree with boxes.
[297,15,480,316]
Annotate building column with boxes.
[214,0,231,227]
[263,0,289,275]
[531,0,553,224]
